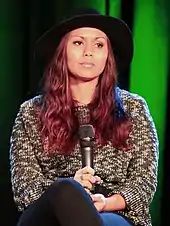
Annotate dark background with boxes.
[1,1,169,225]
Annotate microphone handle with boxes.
[81,146,94,168]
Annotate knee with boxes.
[44,178,91,212]
[48,178,82,199]
[45,178,86,209]
[54,178,80,189]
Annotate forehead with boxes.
[68,27,107,39]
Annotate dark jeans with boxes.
[17,178,133,226]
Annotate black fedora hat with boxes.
[34,8,134,73]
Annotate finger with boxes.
[90,195,96,201]
[74,169,84,180]
[73,168,89,181]
[81,174,96,183]
[91,194,103,201]
[74,177,92,190]
[82,166,95,175]
[81,180,93,190]
[94,176,102,183]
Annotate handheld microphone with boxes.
[78,124,95,168]
[79,124,105,194]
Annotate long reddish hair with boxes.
[39,32,132,155]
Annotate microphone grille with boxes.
[79,124,95,139]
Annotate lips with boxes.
[80,62,94,68]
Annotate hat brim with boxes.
[35,14,133,73]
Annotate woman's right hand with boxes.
[74,166,101,193]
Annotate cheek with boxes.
[96,53,108,69]
[67,49,82,74]
[67,48,81,65]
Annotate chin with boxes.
[76,74,99,82]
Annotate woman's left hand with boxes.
[91,194,107,212]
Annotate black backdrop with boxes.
[1,1,169,225]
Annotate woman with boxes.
[10,8,159,226]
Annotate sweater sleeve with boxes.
[115,96,159,216]
[9,102,53,211]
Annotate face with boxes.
[66,27,108,81]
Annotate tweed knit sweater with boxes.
[9,88,159,226]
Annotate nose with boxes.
[84,52,92,57]
[83,44,93,57]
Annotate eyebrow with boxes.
[70,35,107,40]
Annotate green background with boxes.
[1,1,169,225]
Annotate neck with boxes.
[70,77,99,105]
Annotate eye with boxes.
[95,43,104,48]
[73,41,83,46]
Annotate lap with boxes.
[100,212,133,226]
